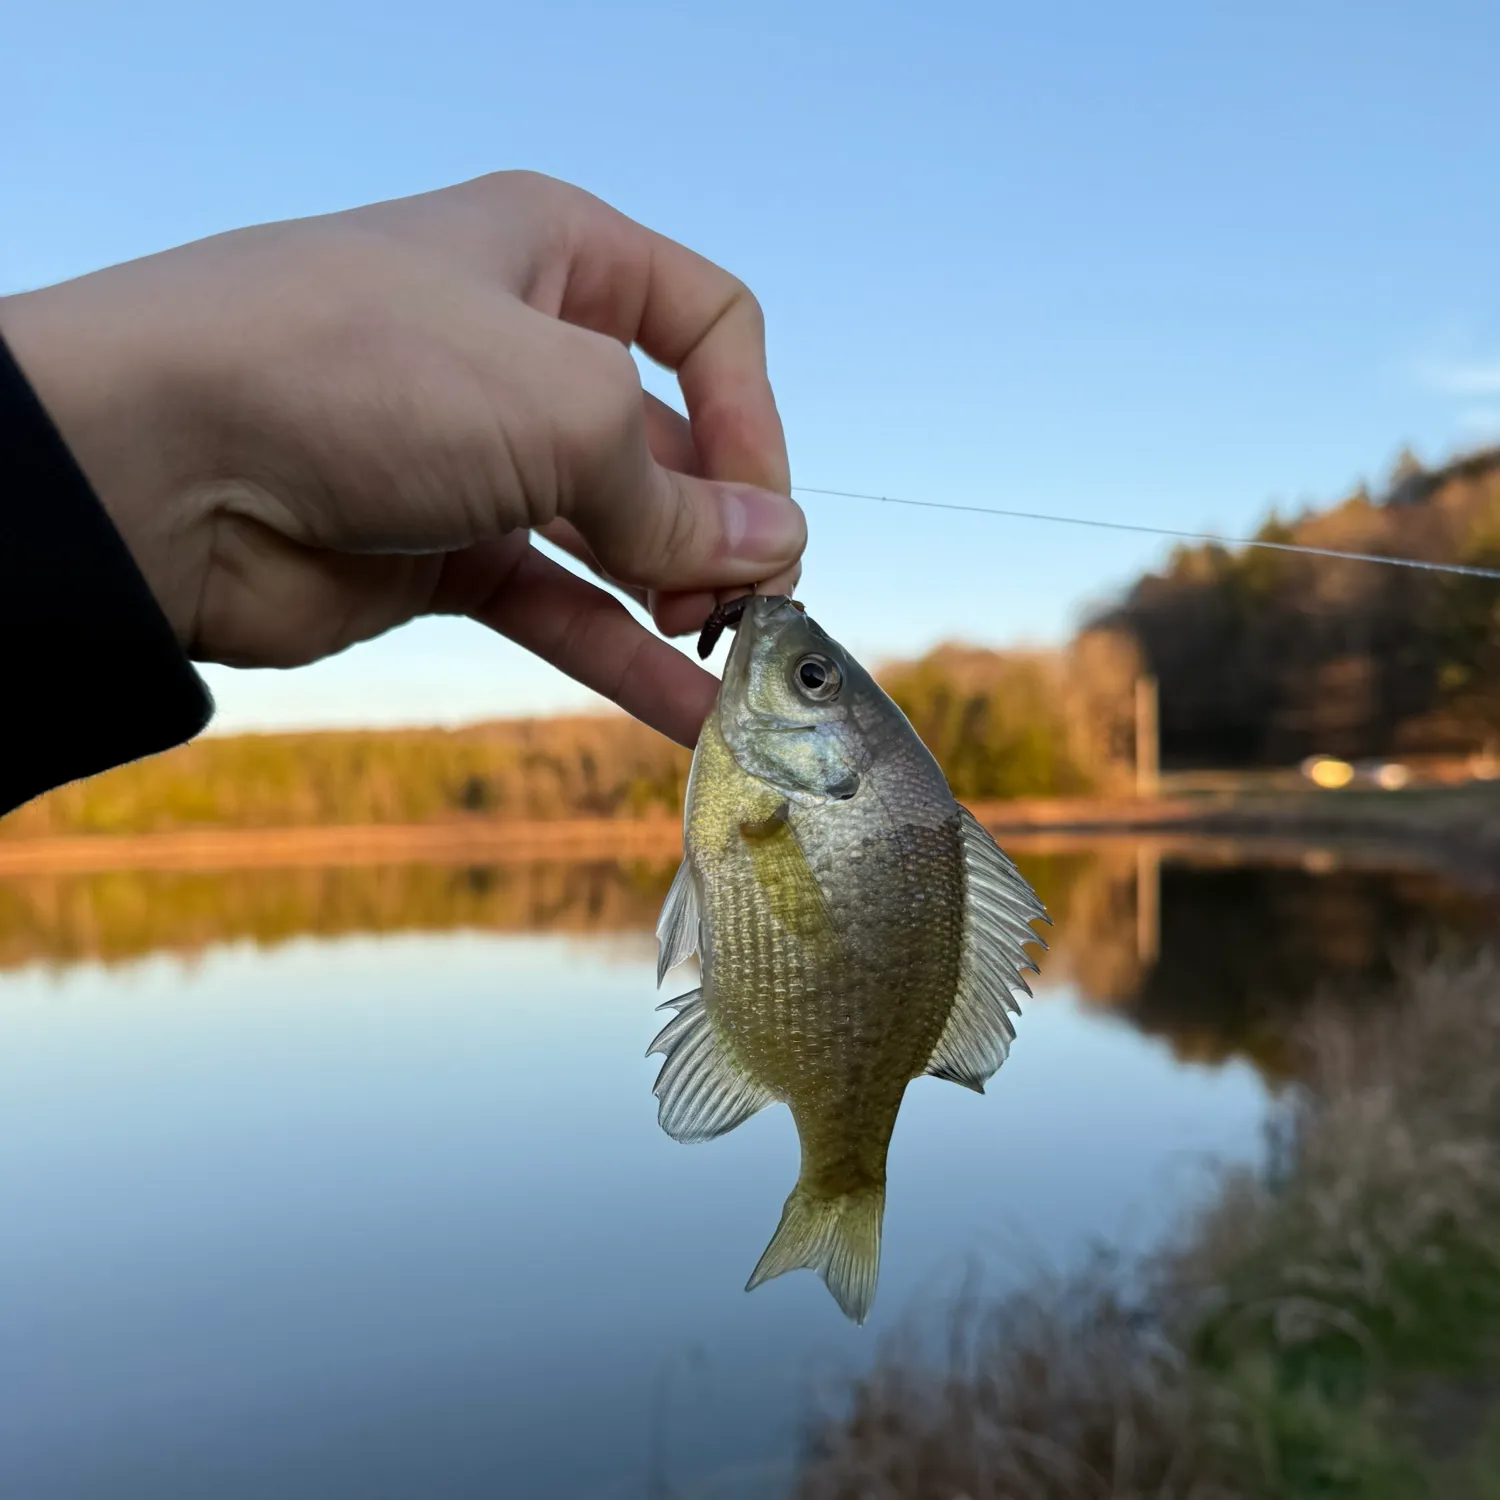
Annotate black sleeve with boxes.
[0,333,214,818]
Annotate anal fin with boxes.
[646,989,775,1143]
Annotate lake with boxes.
[0,839,1494,1499]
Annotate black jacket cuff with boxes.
[0,332,213,817]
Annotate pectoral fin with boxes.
[925,806,1050,1094]
[655,857,700,988]
[646,989,775,1143]
[739,803,837,944]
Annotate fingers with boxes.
[632,248,790,499]
[650,590,718,638]
[637,394,723,635]
[364,174,807,701]
[535,518,649,610]
[458,540,720,749]
[543,315,805,595]
[539,186,804,632]
[642,391,701,475]
[495,173,791,498]
[540,398,797,638]
[536,514,795,649]
[537,392,699,610]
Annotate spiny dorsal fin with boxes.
[924,806,1050,1094]
[655,858,700,989]
[646,989,775,1143]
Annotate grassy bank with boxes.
[794,953,1500,1499]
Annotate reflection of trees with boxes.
[1056,857,1498,1080]
[0,848,1490,1088]
[0,861,679,972]
[1037,843,1153,1005]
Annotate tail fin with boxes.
[745,1182,885,1325]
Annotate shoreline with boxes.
[0,789,1496,878]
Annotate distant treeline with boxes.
[881,635,1138,799]
[2,716,693,839]
[1089,446,1500,767]
[4,642,1143,837]
[7,444,1496,837]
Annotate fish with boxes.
[647,594,1050,1324]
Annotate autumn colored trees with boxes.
[7,446,1497,836]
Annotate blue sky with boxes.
[6,0,1499,731]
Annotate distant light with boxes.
[1471,751,1500,782]
[1304,756,1355,789]
[1374,763,1411,791]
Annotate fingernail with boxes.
[719,487,806,566]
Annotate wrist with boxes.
[0,277,213,645]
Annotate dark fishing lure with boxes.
[697,595,752,660]
[697,593,806,659]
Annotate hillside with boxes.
[1089,445,1500,767]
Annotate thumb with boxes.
[552,335,805,593]
[572,462,806,596]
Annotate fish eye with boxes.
[792,653,841,702]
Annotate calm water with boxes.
[0,842,1493,1499]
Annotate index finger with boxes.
[544,184,792,497]
[473,545,720,749]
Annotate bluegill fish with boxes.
[648,596,1049,1324]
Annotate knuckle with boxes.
[733,279,766,338]
[653,474,709,569]
[480,168,562,203]
[490,169,608,241]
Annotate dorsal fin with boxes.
[924,807,1050,1094]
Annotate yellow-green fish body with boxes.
[650,597,1048,1323]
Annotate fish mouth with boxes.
[711,594,806,723]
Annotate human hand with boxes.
[0,171,804,747]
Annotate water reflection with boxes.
[2,841,1493,1081]
[1,840,1493,1499]
[1124,859,1497,1075]
[0,859,677,970]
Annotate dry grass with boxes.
[795,954,1500,1500]
[796,1261,1235,1500]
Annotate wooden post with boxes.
[1136,841,1160,966]
[1135,675,1159,800]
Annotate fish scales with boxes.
[692,721,963,1168]
[649,595,1048,1323]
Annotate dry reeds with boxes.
[795,953,1500,1500]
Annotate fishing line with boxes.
[792,485,1500,582]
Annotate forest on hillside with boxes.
[3,638,1135,838]
[1089,446,1500,767]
